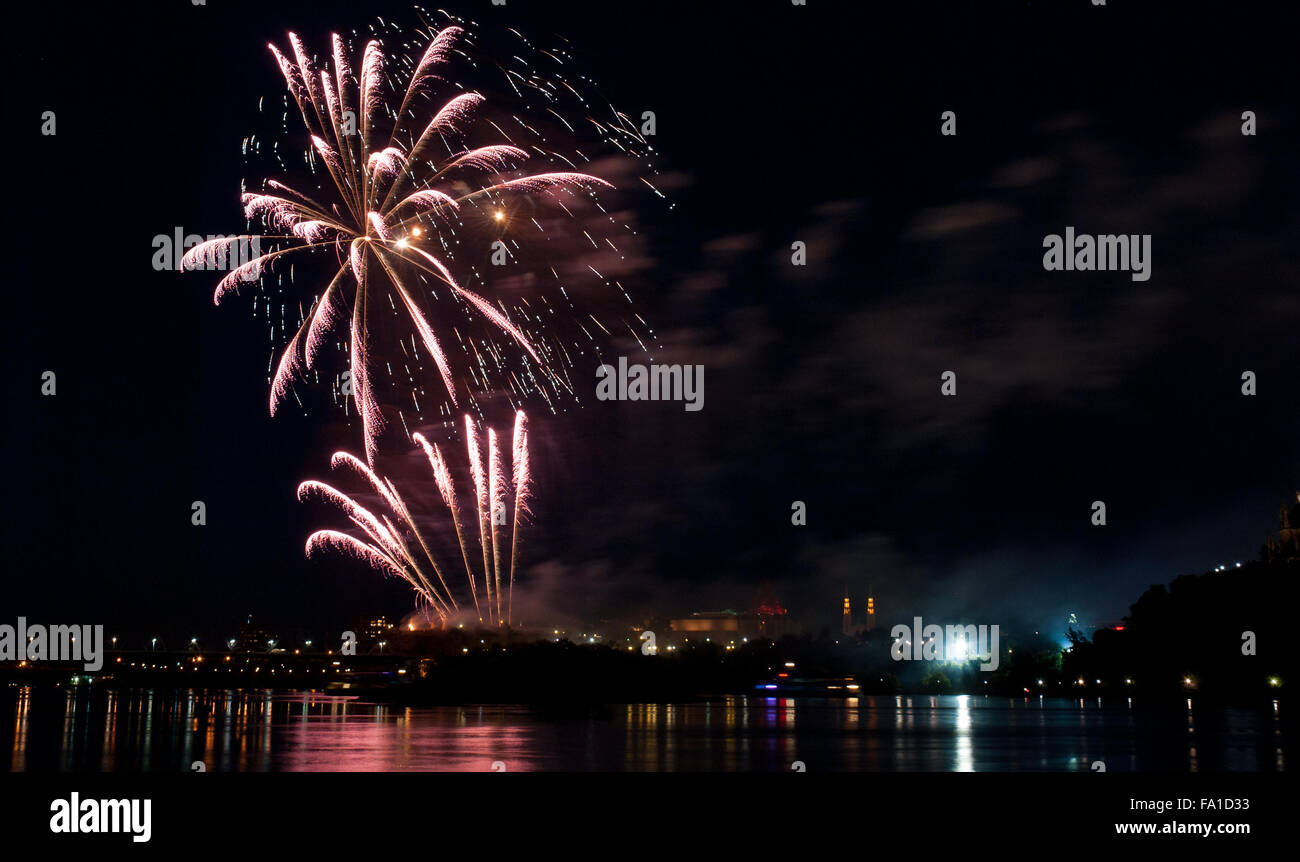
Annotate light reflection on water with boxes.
[0,687,1288,772]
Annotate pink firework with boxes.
[187,21,629,463]
[508,410,531,622]
[302,413,534,626]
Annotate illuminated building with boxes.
[359,616,395,651]
[669,596,795,641]
[1263,491,1300,563]
[842,591,852,636]
[672,612,744,635]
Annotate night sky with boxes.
[6,1,1299,645]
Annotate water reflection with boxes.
[954,695,972,772]
[0,687,1289,772]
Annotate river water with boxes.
[2,687,1289,772]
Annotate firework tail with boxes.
[508,410,530,625]
[326,452,456,618]
[466,414,493,616]
[414,433,483,620]
[383,477,459,613]
[304,413,531,626]
[489,428,506,622]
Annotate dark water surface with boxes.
[2,687,1289,772]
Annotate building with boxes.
[235,615,278,653]
[353,615,396,652]
[670,596,796,642]
[1263,491,1300,563]
[838,586,878,636]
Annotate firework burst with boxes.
[189,12,660,463]
[302,410,532,626]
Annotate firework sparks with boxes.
[508,410,531,623]
[488,426,505,622]
[465,413,491,616]
[302,413,534,626]
[189,18,653,463]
